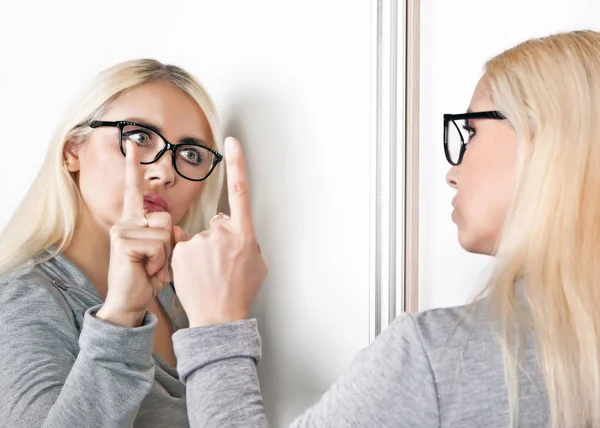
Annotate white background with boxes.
[0,1,372,425]
[419,0,600,311]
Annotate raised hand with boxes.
[97,140,174,327]
[171,137,268,327]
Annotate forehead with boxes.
[468,77,496,112]
[103,80,212,141]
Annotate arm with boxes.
[173,314,440,428]
[171,140,438,427]
[0,281,157,428]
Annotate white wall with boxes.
[419,0,600,311]
[0,1,375,426]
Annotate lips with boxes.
[451,198,457,223]
[143,194,169,213]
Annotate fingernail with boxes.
[225,137,237,155]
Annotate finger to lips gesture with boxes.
[98,140,174,327]
[172,137,268,327]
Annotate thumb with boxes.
[173,226,191,244]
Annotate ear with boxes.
[63,141,81,172]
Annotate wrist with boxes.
[96,305,146,328]
[189,311,248,328]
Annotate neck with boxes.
[63,205,111,299]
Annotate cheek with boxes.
[456,149,516,252]
[77,147,126,225]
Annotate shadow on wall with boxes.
[218,83,327,423]
[219,82,290,226]
[217,84,283,214]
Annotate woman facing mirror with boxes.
[173,30,600,428]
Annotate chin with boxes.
[457,229,491,255]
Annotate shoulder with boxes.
[0,261,77,336]
[395,300,495,355]
[1,260,54,303]
[402,300,501,382]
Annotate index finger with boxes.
[121,140,145,221]
[225,137,255,234]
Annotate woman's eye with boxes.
[180,148,203,165]
[462,125,476,141]
[123,130,151,146]
[129,132,150,145]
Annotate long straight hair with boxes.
[0,59,225,275]
[482,30,600,427]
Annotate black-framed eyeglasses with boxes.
[90,120,223,182]
[443,111,506,166]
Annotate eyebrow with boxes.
[125,117,209,147]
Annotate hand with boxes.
[171,137,268,327]
[96,140,173,327]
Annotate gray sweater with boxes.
[0,251,190,427]
[0,251,549,427]
[174,304,549,427]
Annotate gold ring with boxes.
[142,210,149,227]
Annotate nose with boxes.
[144,152,175,187]
[446,166,458,189]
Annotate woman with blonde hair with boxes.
[0,59,267,426]
[168,30,600,427]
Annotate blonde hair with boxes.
[481,30,600,427]
[0,59,224,275]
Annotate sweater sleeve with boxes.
[0,280,157,428]
[173,314,440,428]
